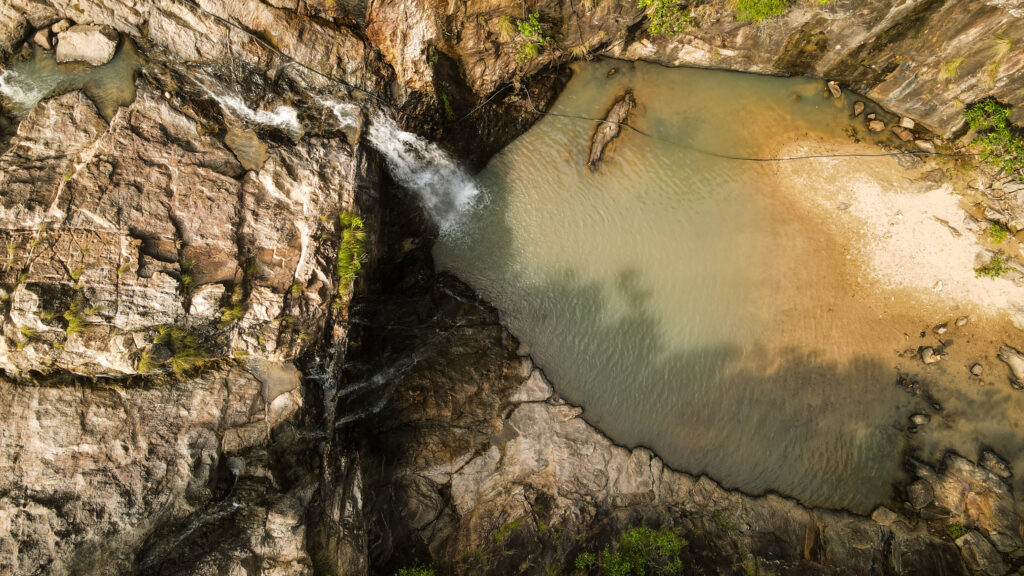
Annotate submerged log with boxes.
[586,89,634,171]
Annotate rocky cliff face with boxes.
[1,0,1023,574]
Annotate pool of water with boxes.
[0,40,140,122]
[434,60,1024,513]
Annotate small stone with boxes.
[933,323,948,335]
[971,363,984,376]
[900,117,916,129]
[956,316,969,327]
[892,125,914,141]
[868,120,885,132]
[910,413,930,426]
[606,67,617,77]
[915,139,935,153]
[33,29,52,50]
[867,113,877,120]
[871,506,899,525]
[163,91,171,99]
[854,101,865,116]
[933,280,943,291]
[980,451,1012,479]
[827,81,842,99]
[907,479,934,508]
[51,19,72,34]
[921,347,941,364]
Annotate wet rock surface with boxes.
[0,0,1023,574]
[586,89,634,170]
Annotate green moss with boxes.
[735,0,790,23]
[69,265,85,282]
[438,89,455,121]
[218,301,247,328]
[335,212,366,304]
[63,301,89,336]
[965,99,1024,175]
[946,523,970,540]
[637,0,692,36]
[289,281,304,297]
[976,255,1010,279]
[153,325,209,375]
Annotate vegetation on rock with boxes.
[395,567,435,576]
[574,525,687,575]
[514,13,550,63]
[735,0,790,23]
[976,255,1010,279]
[335,211,366,305]
[989,222,1010,243]
[964,99,1024,176]
[637,0,692,36]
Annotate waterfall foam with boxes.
[364,113,479,230]
[196,79,303,138]
[0,68,57,113]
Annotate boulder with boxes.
[854,101,865,116]
[50,19,72,34]
[56,24,118,66]
[916,139,936,153]
[32,28,51,50]
[868,120,885,132]
[892,125,914,141]
[921,347,941,364]
[980,451,1012,479]
[908,479,934,508]
[956,532,1008,576]
[997,345,1024,389]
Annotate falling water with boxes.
[365,113,479,230]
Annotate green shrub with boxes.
[735,0,790,23]
[582,525,687,575]
[976,255,1010,279]
[989,223,1010,243]
[637,0,692,36]
[335,212,366,303]
[965,99,1024,175]
[515,13,550,63]
[396,567,435,576]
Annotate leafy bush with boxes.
[637,0,692,36]
[735,0,790,23]
[578,525,687,575]
[964,99,1024,175]
[976,255,1010,279]
[515,13,550,63]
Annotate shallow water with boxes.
[434,60,975,512]
[0,40,139,121]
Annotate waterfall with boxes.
[195,78,303,138]
[363,113,480,231]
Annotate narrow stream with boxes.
[435,60,1024,513]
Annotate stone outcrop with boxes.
[55,24,118,65]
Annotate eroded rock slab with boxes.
[55,24,118,65]
[586,89,634,170]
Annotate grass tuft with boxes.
[735,0,790,23]
[335,212,366,305]
[939,57,964,81]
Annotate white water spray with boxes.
[0,68,54,112]
[363,113,479,231]
[195,79,303,138]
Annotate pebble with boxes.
[868,120,885,132]
[933,323,948,335]
[163,91,171,99]
[915,139,936,153]
[910,413,931,426]
[956,316,969,327]
[900,117,916,129]
[892,126,914,141]
[867,113,877,120]
[971,363,983,376]
[921,347,941,364]
[854,101,865,116]
[933,280,943,291]
[827,81,842,99]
